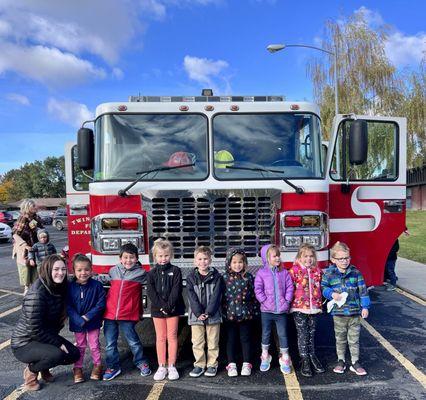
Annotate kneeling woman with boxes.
[11,254,80,390]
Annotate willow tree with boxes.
[308,12,425,168]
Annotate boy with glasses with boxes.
[321,241,370,376]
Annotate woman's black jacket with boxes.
[11,278,66,349]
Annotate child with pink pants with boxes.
[67,254,106,383]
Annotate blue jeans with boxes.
[104,319,146,370]
[261,312,288,349]
[385,259,397,286]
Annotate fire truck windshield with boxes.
[212,112,323,180]
[94,113,208,181]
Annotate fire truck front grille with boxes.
[144,190,281,260]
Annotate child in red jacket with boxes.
[103,243,151,381]
[289,243,324,377]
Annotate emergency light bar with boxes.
[128,95,284,103]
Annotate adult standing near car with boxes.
[12,199,44,294]
[11,254,80,391]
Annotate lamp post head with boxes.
[267,44,286,53]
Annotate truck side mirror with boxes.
[77,128,94,170]
[349,120,368,165]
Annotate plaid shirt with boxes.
[12,214,44,247]
[321,264,370,316]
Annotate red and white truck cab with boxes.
[65,92,406,293]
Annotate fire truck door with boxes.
[65,142,91,270]
[326,116,407,286]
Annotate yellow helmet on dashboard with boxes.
[214,150,234,169]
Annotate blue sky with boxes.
[0,0,424,175]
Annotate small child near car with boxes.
[147,239,185,381]
[67,254,106,383]
[321,241,370,376]
[186,246,223,378]
[223,248,258,377]
[28,229,56,273]
[103,243,151,381]
[289,244,325,377]
[254,244,294,374]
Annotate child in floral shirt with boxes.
[223,248,259,377]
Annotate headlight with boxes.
[285,236,302,247]
[121,237,139,247]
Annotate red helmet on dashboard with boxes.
[163,151,194,170]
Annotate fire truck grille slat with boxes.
[148,194,276,258]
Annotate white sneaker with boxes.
[226,363,238,377]
[241,362,252,376]
[167,366,179,381]
[153,366,167,381]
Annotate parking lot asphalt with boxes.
[0,227,424,400]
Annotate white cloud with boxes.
[183,55,230,93]
[385,31,426,67]
[354,6,384,27]
[47,98,94,128]
[112,67,124,80]
[139,0,167,19]
[0,42,106,88]
[353,6,425,68]
[6,93,30,106]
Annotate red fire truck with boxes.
[65,91,406,294]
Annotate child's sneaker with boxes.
[333,360,346,374]
[260,354,272,372]
[240,362,252,376]
[153,366,168,381]
[204,366,217,377]
[73,367,85,383]
[226,363,238,377]
[168,366,179,380]
[189,366,205,377]
[386,284,396,291]
[349,362,367,376]
[103,368,121,381]
[137,362,151,377]
[279,356,292,374]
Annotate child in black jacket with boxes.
[186,246,223,378]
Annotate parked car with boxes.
[0,222,12,242]
[53,208,67,230]
[38,210,53,225]
[8,210,20,223]
[0,211,14,227]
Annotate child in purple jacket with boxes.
[254,244,294,374]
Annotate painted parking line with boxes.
[396,288,426,306]
[146,381,167,400]
[3,386,27,400]
[0,338,11,350]
[361,319,426,388]
[0,293,12,299]
[282,371,304,400]
[0,289,24,297]
[0,305,21,319]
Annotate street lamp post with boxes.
[267,43,339,116]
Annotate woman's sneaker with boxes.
[279,356,292,374]
[226,363,238,377]
[153,366,168,381]
[260,354,272,372]
[168,366,179,380]
[103,368,121,381]
[189,366,205,377]
[240,363,252,376]
[333,360,346,374]
[349,362,367,376]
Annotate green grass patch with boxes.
[399,210,426,264]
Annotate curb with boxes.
[396,284,426,303]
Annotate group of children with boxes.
[66,238,371,384]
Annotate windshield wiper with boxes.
[118,163,195,197]
[226,165,304,194]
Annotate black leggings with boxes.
[12,339,80,373]
[225,320,252,364]
[293,312,317,358]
